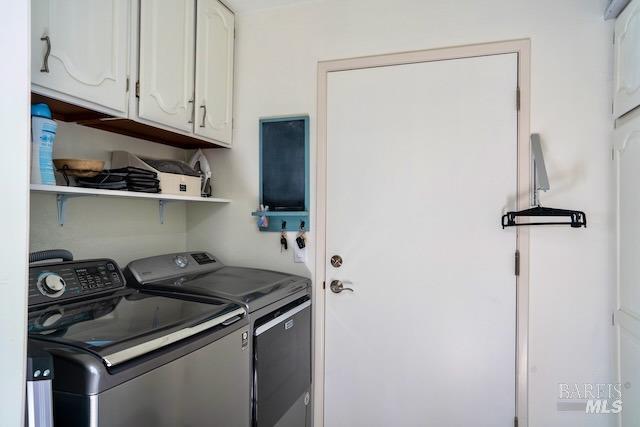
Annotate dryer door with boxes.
[254,299,311,427]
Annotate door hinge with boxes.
[515,250,520,276]
[516,87,520,111]
[612,311,616,326]
[126,77,130,92]
[514,416,519,427]
[135,81,140,98]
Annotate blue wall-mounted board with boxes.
[253,115,309,232]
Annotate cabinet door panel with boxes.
[616,114,640,427]
[138,0,195,132]
[615,0,640,118]
[31,0,129,114]
[194,0,234,144]
[620,324,640,426]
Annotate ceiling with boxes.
[225,0,318,13]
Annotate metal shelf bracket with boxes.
[56,193,94,226]
[55,194,180,225]
[159,200,173,224]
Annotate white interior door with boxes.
[31,0,129,114]
[194,0,234,144]
[325,53,518,427]
[615,116,640,427]
[138,0,195,132]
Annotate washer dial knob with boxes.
[37,273,66,298]
[174,255,189,268]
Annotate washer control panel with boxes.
[29,259,124,307]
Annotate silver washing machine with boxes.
[28,252,251,426]
[126,251,312,427]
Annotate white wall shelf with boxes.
[31,184,231,225]
[31,184,231,203]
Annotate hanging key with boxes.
[296,234,306,249]
[280,233,288,251]
[296,221,306,249]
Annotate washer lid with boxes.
[136,267,310,313]
[28,289,245,366]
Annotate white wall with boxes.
[190,0,615,426]
[30,123,189,266]
[0,2,30,425]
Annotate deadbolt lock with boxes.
[330,255,343,268]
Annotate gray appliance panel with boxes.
[126,252,225,284]
[52,327,251,427]
[254,302,311,427]
[273,390,311,427]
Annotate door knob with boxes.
[330,280,353,294]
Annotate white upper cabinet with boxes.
[194,0,235,144]
[614,112,640,427]
[615,0,640,118]
[30,0,235,147]
[31,0,130,115]
[138,0,195,132]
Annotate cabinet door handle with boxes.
[199,104,207,128]
[188,99,194,124]
[40,35,51,73]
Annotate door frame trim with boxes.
[314,39,531,427]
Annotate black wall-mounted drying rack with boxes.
[501,134,587,228]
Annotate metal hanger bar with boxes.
[531,134,549,206]
[531,134,550,192]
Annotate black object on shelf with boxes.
[76,167,160,193]
[501,134,587,229]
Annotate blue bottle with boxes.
[31,103,57,185]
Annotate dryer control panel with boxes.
[126,252,225,285]
[29,259,125,307]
